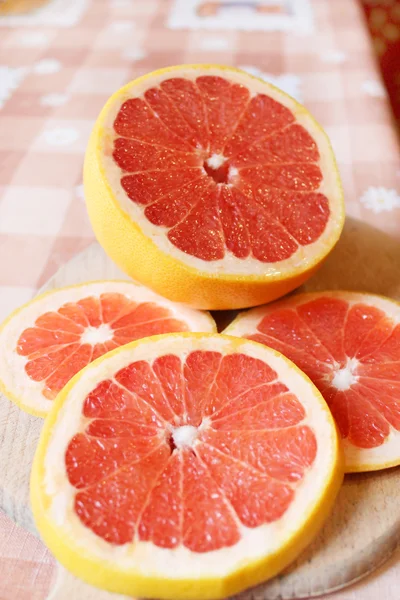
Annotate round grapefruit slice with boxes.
[31,333,342,599]
[225,291,400,472]
[0,281,215,417]
[84,64,344,310]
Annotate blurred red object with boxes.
[360,0,400,131]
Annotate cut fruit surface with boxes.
[0,281,215,417]
[225,291,400,472]
[31,333,342,600]
[84,64,344,309]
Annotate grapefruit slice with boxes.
[0,281,215,417]
[84,64,344,310]
[31,333,342,599]
[225,291,400,472]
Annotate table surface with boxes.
[0,0,400,598]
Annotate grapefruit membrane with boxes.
[225,291,400,472]
[31,333,342,599]
[84,64,344,309]
[0,281,215,417]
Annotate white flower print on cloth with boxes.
[121,47,146,62]
[361,79,386,98]
[199,37,231,50]
[168,0,314,33]
[110,0,133,7]
[19,32,52,47]
[360,187,400,214]
[33,59,62,75]
[42,128,80,147]
[0,66,27,109]
[40,93,69,107]
[109,21,135,33]
[240,65,303,102]
[320,50,347,64]
[0,0,88,27]
[75,184,85,202]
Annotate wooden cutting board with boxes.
[1,216,400,600]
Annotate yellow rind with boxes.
[0,379,46,419]
[31,332,343,600]
[84,64,345,310]
[346,458,400,473]
[0,280,216,418]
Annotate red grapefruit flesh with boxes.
[68,351,311,549]
[0,281,215,416]
[225,291,400,471]
[84,65,344,309]
[113,82,326,263]
[31,334,342,599]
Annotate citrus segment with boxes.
[0,281,215,417]
[225,291,400,472]
[31,333,342,599]
[84,64,344,309]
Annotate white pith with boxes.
[0,281,215,415]
[224,291,400,470]
[228,165,239,181]
[205,153,226,169]
[41,334,337,578]
[81,324,113,345]
[331,357,359,391]
[100,66,344,276]
[172,424,198,449]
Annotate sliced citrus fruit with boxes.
[225,291,400,472]
[0,281,215,417]
[31,333,342,599]
[84,64,344,310]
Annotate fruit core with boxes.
[81,324,113,345]
[331,358,359,391]
[171,425,198,449]
[203,154,230,184]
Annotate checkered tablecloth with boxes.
[0,0,400,598]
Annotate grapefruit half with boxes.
[225,291,400,472]
[0,281,215,417]
[84,64,344,310]
[31,333,342,599]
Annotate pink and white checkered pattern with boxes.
[0,512,54,600]
[0,0,400,598]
